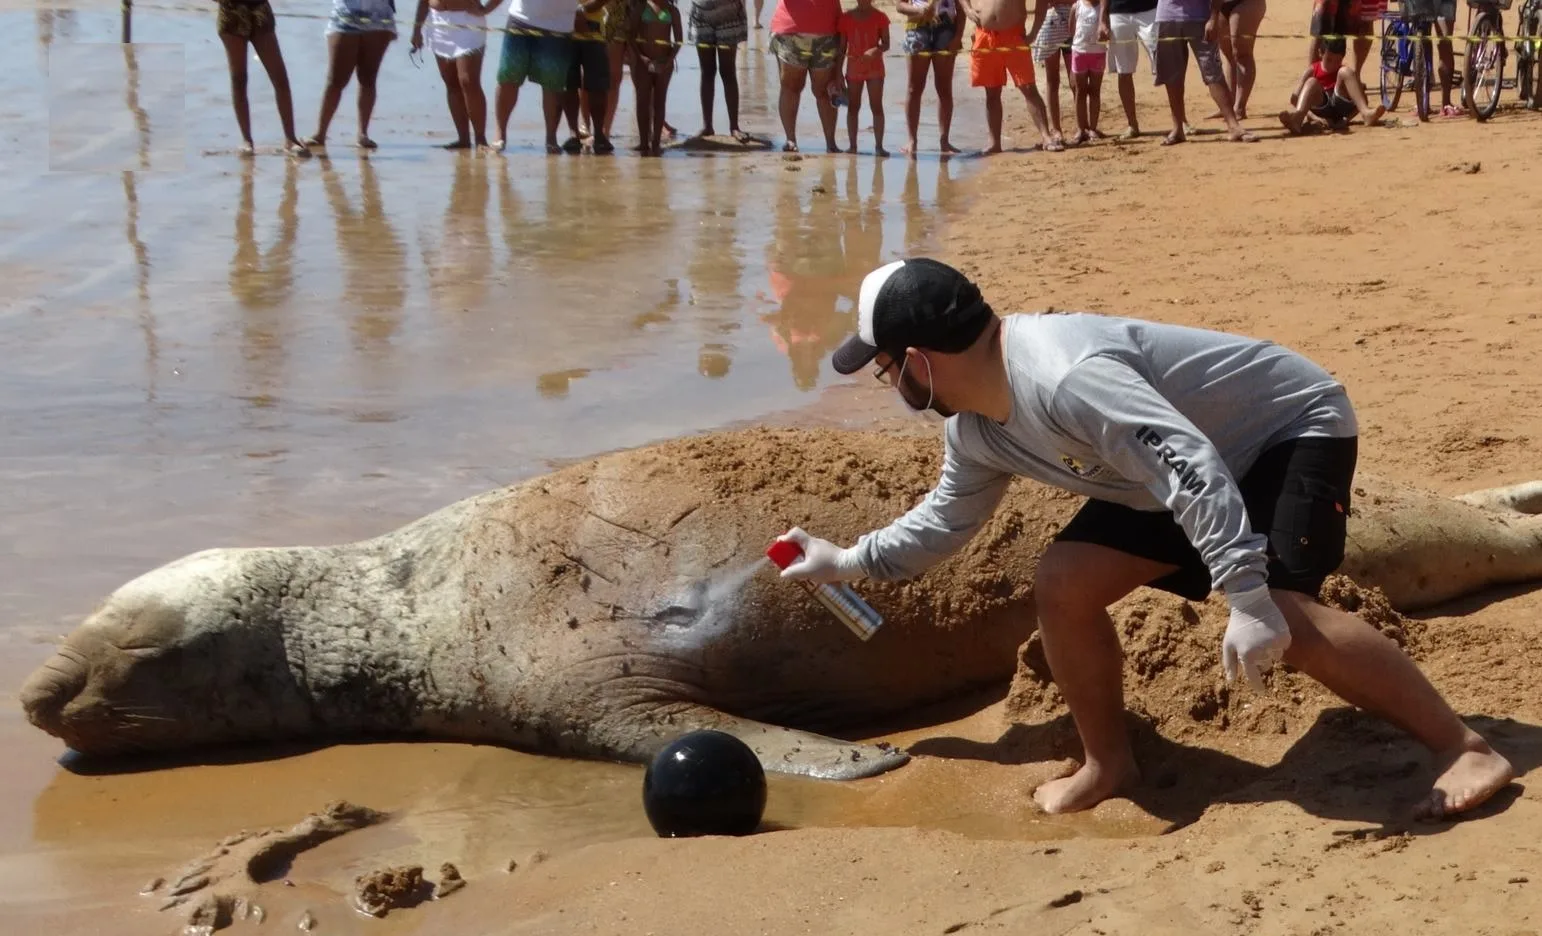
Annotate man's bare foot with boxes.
[1414,741,1515,820]
[1160,128,1185,145]
[698,126,715,138]
[285,139,312,159]
[238,141,256,157]
[826,141,841,154]
[1228,127,1258,142]
[983,142,1003,154]
[443,139,472,150]
[731,128,751,143]
[357,135,377,149]
[546,142,563,154]
[1042,136,1065,152]
[1033,758,1140,814]
[302,135,325,148]
[782,140,799,152]
[874,145,889,157]
[1236,108,1249,120]
[940,139,961,153]
[1362,104,1386,126]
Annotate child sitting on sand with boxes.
[1068,0,1103,143]
[1279,36,1384,134]
[629,0,683,155]
[836,0,892,155]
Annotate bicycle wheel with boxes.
[1465,10,1506,119]
[1413,29,1433,119]
[1380,19,1406,108]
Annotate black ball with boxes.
[642,730,767,838]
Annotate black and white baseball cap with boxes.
[831,258,994,376]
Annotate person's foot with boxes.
[1278,110,1304,135]
[592,134,615,154]
[782,140,799,152]
[731,127,751,143]
[302,134,326,148]
[1087,127,1106,140]
[546,142,562,154]
[489,138,506,152]
[1363,104,1387,126]
[1070,128,1088,145]
[1235,107,1249,120]
[1414,740,1515,820]
[939,138,961,154]
[826,140,841,154]
[874,144,889,157]
[285,139,312,158]
[443,138,473,150]
[663,121,678,137]
[561,135,583,153]
[1161,128,1186,145]
[1228,126,1259,142]
[698,125,716,138]
[1117,125,1139,141]
[238,141,256,157]
[983,142,1003,154]
[1042,135,1065,152]
[1033,758,1140,814]
[357,135,378,149]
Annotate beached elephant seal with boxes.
[18,428,1542,779]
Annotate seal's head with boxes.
[19,548,311,757]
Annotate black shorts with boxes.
[1312,92,1358,123]
[1053,436,1358,601]
[566,34,610,93]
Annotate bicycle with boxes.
[1516,0,1542,107]
[1379,0,1436,119]
[1463,0,1509,120]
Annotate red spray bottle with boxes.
[765,538,884,641]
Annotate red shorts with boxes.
[970,26,1035,88]
[846,51,885,82]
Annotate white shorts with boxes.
[1108,7,1158,75]
[427,8,487,59]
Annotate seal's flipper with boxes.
[1456,481,1542,516]
[594,703,910,780]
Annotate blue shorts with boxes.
[498,24,574,90]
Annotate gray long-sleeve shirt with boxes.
[847,312,1358,598]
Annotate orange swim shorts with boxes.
[969,26,1035,88]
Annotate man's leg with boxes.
[984,85,1005,152]
[1270,590,1515,818]
[1031,541,1182,814]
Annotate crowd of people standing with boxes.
[213,0,1455,158]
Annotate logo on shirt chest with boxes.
[1060,455,1105,480]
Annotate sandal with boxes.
[1160,130,1185,146]
[561,136,584,153]
[1117,126,1139,141]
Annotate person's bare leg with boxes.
[1212,20,1236,117]
[494,79,519,149]
[250,32,308,154]
[651,63,672,153]
[542,87,565,153]
[720,48,743,137]
[904,56,926,156]
[1088,71,1103,133]
[1336,66,1384,124]
[1072,71,1089,140]
[778,61,807,151]
[846,77,862,151]
[1437,23,1457,109]
[354,31,392,147]
[810,65,839,152]
[698,45,718,135]
[1230,0,1264,117]
[1270,590,1515,820]
[1352,34,1372,84]
[935,55,960,152]
[1017,80,1055,146]
[867,76,886,155]
[1206,77,1254,139]
[1278,77,1322,133]
[633,65,654,152]
[438,56,472,146]
[309,33,359,145]
[458,52,488,145]
[585,75,612,151]
[1116,71,1138,132]
[1163,75,1187,142]
[604,42,625,136]
[1030,543,1179,814]
[220,34,255,152]
[984,85,1004,152]
[1042,54,1064,141]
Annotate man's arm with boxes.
[1047,355,1270,598]
[843,428,1013,581]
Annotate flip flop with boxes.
[561,136,584,153]
[1160,131,1185,146]
[1043,138,1066,152]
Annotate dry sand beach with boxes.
[3,0,1542,931]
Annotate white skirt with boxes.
[426,8,487,59]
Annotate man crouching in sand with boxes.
[776,257,1515,818]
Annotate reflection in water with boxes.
[687,159,746,379]
[323,158,408,357]
[121,42,158,404]
[761,161,862,391]
[230,159,300,415]
[422,154,493,316]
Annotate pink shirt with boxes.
[770,0,841,35]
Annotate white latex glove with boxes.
[774,527,864,583]
[1222,583,1293,693]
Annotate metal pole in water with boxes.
[122,0,132,43]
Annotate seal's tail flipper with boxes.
[592,703,910,781]
[1456,480,1542,516]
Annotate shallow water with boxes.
[0,3,1108,929]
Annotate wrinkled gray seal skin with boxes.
[17,427,1542,782]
